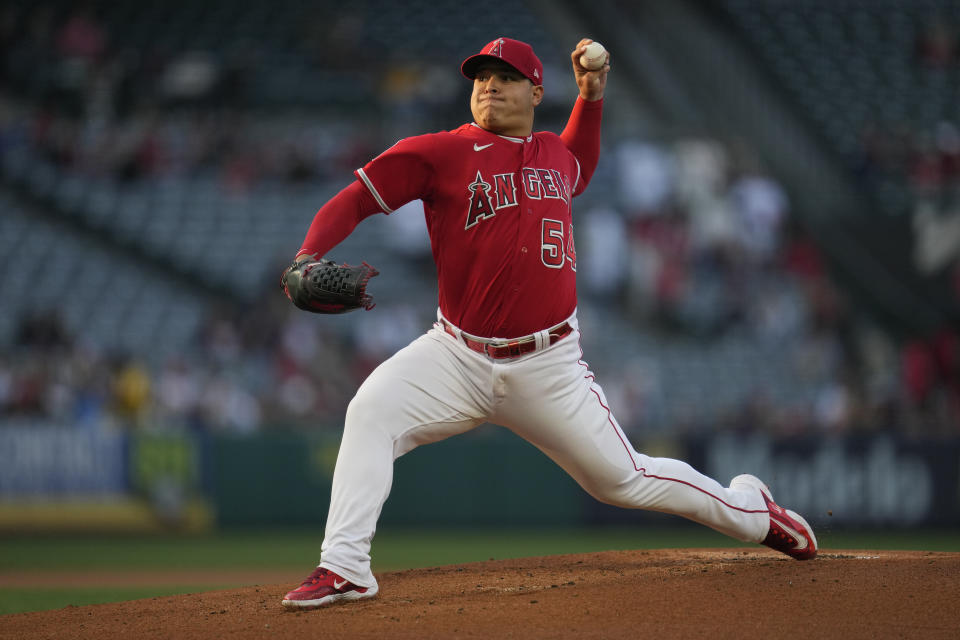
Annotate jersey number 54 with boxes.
[541,218,577,272]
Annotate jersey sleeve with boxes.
[297,180,382,258]
[560,97,603,196]
[354,135,435,213]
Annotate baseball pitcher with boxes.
[280,37,817,609]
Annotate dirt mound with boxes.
[3,549,958,639]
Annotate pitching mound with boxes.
[3,549,958,639]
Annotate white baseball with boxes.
[579,41,607,71]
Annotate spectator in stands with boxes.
[615,139,675,217]
[579,204,629,304]
[15,310,71,350]
[111,356,152,428]
[56,5,106,62]
[728,163,788,268]
[915,15,957,67]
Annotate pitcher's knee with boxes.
[581,476,639,508]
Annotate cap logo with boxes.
[462,38,542,87]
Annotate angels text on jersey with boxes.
[465,166,572,229]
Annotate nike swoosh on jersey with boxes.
[473,143,494,151]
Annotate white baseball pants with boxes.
[319,312,769,588]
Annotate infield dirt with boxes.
[2,548,958,639]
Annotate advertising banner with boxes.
[0,424,126,496]
[699,434,959,527]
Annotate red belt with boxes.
[441,319,574,359]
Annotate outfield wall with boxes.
[1,423,957,531]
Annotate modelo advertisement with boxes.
[698,434,959,527]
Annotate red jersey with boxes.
[299,98,603,338]
[357,129,592,337]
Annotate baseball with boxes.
[579,41,607,70]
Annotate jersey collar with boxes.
[470,123,532,143]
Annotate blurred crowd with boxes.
[578,136,960,438]
[0,297,423,434]
[1,2,958,439]
[857,117,960,211]
[0,3,466,192]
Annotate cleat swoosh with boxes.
[774,517,809,550]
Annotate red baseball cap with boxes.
[461,37,544,86]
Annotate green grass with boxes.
[2,527,957,571]
[813,529,960,552]
[0,527,681,572]
[0,586,216,616]
[1,526,957,615]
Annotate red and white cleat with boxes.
[281,567,378,609]
[730,474,818,560]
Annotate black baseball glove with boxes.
[281,254,379,314]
